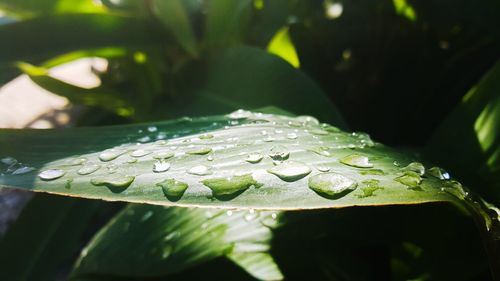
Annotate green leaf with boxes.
[204,0,252,49]
[0,0,104,17]
[70,204,282,280]
[425,61,500,204]
[0,14,166,66]
[152,0,198,57]
[0,111,464,210]
[0,194,100,281]
[266,26,300,68]
[180,46,347,128]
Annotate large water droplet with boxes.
[427,167,450,180]
[228,109,253,119]
[268,146,289,163]
[157,179,188,200]
[12,166,35,175]
[308,172,357,198]
[153,151,174,160]
[340,154,373,168]
[131,149,151,158]
[267,161,311,182]
[202,174,260,197]
[187,147,212,155]
[153,161,170,173]
[187,165,212,176]
[91,175,135,188]
[246,152,263,164]
[309,146,332,157]
[402,162,425,176]
[77,164,101,175]
[99,149,126,162]
[199,133,214,140]
[394,171,422,189]
[38,169,65,180]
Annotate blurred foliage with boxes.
[0,0,499,280]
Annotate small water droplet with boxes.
[275,129,283,134]
[286,132,298,139]
[207,155,214,161]
[77,164,101,175]
[199,133,214,140]
[427,167,450,180]
[153,151,174,160]
[127,158,138,163]
[70,157,87,165]
[244,209,258,221]
[340,154,373,168]
[402,162,425,176]
[130,149,151,158]
[226,210,233,216]
[268,146,290,163]
[394,171,422,189]
[187,147,212,155]
[321,123,340,133]
[153,161,170,173]
[309,146,332,157]
[99,149,126,162]
[263,136,275,142]
[137,136,151,143]
[155,140,168,145]
[268,161,311,182]
[308,172,357,198]
[38,169,65,180]
[187,165,212,176]
[296,115,320,126]
[246,153,263,164]
[91,175,135,187]
[147,126,158,132]
[157,179,188,199]
[202,174,260,197]
[316,165,330,172]
[228,109,253,119]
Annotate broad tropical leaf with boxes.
[0,110,466,210]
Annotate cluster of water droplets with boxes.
[0,157,35,176]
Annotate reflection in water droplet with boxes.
[99,149,126,162]
[77,164,101,175]
[308,172,357,197]
[131,149,151,158]
[91,175,135,187]
[38,169,65,180]
[340,154,373,168]
[187,147,212,155]
[427,167,450,180]
[394,171,422,188]
[202,174,260,197]
[267,161,311,182]
[268,146,289,163]
[187,165,212,176]
[153,161,170,173]
[402,162,425,176]
[246,153,263,164]
[157,179,188,199]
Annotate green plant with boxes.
[0,0,499,280]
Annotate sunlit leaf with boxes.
[267,27,300,68]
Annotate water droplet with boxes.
[228,109,253,119]
[261,130,268,136]
[65,179,73,189]
[244,209,258,221]
[402,162,425,176]
[316,165,330,172]
[38,169,65,180]
[207,155,214,161]
[99,149,126,162]
[106,163,117,174]
[187,165,212,176]
[246,152,263,164]
[357,180,384,198]
[91,175,135,187]
[147,126,158,132]
[359,169,385,175]
[130,149,151,158]
[141,210,153,222]
[286,132,298,139]
[70,158,87,165]
[127,158,138,163]
[309,146,332,157]
[202,174,260,197]
[153,161,170,173]
[267,161,311,182]
[263,136,275,142]
[12,166,35,175]
[137,136,151,143]
[308,172,357,197]
[153,151,174,160]
[199,133,214,140]
[187,147,212,155]
[226,210,233,216]
[157,179,188,199]
[394,171,422,188]
[1,157,17,166]
[296,115,320,126]
[77,164,101,175]
[427,167,450,180]
[268,146,289,163]
[274,129,283,134]
[340,154,373,168]
[155,140,168,145]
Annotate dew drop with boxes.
[263,136,275,142]
[267,161,311,182]
[357,180,384,198]
[12,166,35,175]
[99,149,126,162]
[308,172,357,197]
[296,115,320,126]
[91,175,135,187]
[38,169,65,180]
[187,165,212,176]
[199,133,214,140]
[427,167,450,180]
[228,109,253,119]
[130,149,151,158]
[187,147,212,155]
[157,179,188,199]
[402,162,425,176]
[286,132,298,139]
[244,209,258,221]
[339,154,373,168]
[147,126,158,132]
[202,174,260,197]
[268,145,290,163]
[77,164,101,175]
[309,146,332,157]
[226,210,233,216]
[153,151,175,160]
[70,157,87,165]
[153,161,170,173]
[394,171,422,188]
[246,152,263,164]
[207,155,214,161]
